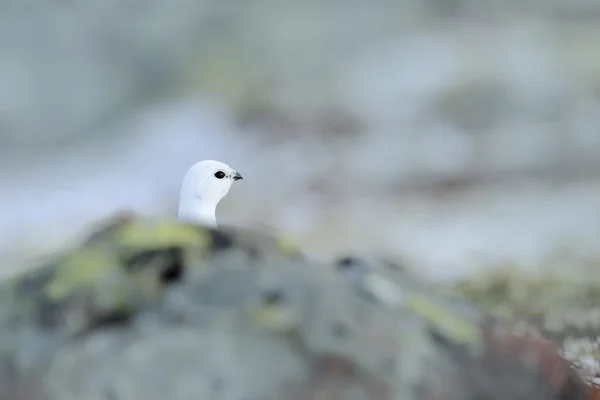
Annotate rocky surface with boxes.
[0,215,593,399]
[453,259,600,386]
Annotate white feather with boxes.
[178,160,242,228]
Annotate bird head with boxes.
[178,160,243,226]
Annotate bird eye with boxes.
[214,170,226,179]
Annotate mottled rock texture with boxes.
[453,261,600,387]
[0,215,593,399]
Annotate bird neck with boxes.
[178,199,218,228]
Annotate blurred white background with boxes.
[1,0,600,281]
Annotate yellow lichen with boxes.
[252,304,299,333]
[114,221,209,249]
[405,293,482,352]
[276,235,303,258]
[46,247,119,300]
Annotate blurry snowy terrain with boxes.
[1,1,600,281]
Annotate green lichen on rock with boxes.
[334,256,487,352]
[451,260,600,339]
[0,214,306,395]
[451,259,600,385]
[0,217,591,399]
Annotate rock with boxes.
[452,261,600,386]
[0,216,592,399]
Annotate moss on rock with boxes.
[0,216,592,399]
[451,259,600,385]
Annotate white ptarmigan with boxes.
[177,160,243,228]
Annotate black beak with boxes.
[233,171,243,181]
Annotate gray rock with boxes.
[0,216,591,399]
